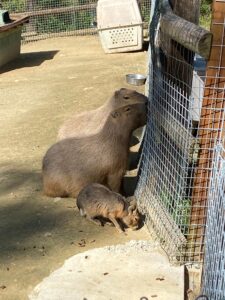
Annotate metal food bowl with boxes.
[126,73,147,86]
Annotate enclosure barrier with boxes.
[135,0,225,267]
[1,0,151,42]
[201,144,225,300]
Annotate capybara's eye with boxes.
[123,96,130,99]
[125,107,131,112]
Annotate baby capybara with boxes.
[42,102,147,198]
[57,88,147,140]
[77,183,140,233]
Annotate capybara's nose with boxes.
[132,225,139,231]
[145,99,148,111]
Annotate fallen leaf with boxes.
[156,277,165,281]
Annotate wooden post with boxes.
[158,1,211,143]
[160,11,212,59]
[11,3,97,18]
[171,0,200,24]
[188,0,225,261]
[159,0,211,104]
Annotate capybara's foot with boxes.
[43,181,69,198]
[87,217,102,226]
[104,221,114,227]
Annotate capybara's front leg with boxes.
[108,216,124,233]
[86,215,102,226]
[107,170,124,192]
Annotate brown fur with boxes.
[57,88,147,140]
[76,183,140,232]
[42,102,147,198]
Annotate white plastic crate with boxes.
[97,0,143,53]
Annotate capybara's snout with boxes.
[138,94,148,105]
[131,224,139,231]
[144,95,148,104]
[137,102,148,127]
[117,88,148,106]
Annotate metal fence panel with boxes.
[201,144,225,300]
[1,0,150,42]
[136,0,224,263]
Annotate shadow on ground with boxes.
[0,50,59,73]
[0,36,149,299]
[0,163,149,300]
[0,163,41,197]
[0,163,146,262]
[0,163,111,260]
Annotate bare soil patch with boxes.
[0,36,149,300]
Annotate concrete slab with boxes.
[29,240,184,300]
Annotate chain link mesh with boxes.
[201,144,225,300]
[1,0,150,42]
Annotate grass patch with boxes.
[160,191,191,236]
[200,0,212,29]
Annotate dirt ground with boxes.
[0,36,150,300]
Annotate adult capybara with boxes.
[77,183,140,233]
[42,102,147,198]
[57,88,147,140]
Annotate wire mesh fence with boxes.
[0,0,151,42]
[201,144,225,300]
[136,0,225,263]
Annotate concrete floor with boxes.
[29,241,184,300]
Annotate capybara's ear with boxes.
[114,89,120,98]
[111,111,120,118]
[114,88,126,98]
